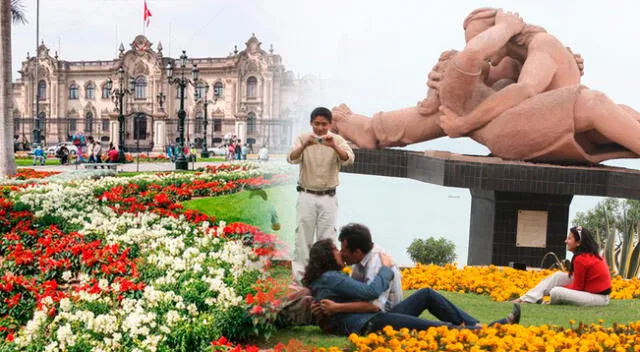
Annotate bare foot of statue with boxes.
[331,104,378,148]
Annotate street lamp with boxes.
[166,50,198,170]
[106,65,135,163]
[194,83,218,158]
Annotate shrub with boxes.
[407,237,456,265]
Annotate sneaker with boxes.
[506,303,521,324]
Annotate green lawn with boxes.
[15,158,62,166]
[256,289,640,349]
[182,185,297,249]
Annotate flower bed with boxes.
[0,164,294,351]
[340,322,640,352]
[6,168,61,180]
[402,264,640,302]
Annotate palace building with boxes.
[11,34,320,152]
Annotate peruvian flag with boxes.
[144,0,152,27]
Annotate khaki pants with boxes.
[521,271,610,306]
[291,191,338,284]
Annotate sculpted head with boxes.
[463,8,546,66]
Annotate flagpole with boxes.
[142,0,145,35]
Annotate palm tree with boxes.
[0,0,26,177]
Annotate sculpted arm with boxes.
[465,51,556,131]
[440,50,556,137]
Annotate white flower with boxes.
[59,298,72,312]
[62,271,72,281]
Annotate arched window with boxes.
[214,81,224,98]
[38,80,46,100]
[86,83,95,99]
[247,112,256,135]
[102,84,111,99]
[134,76,147,99]
[247,76,257,98]
[86,112,94,133]
[69,84,79,99]
[133,114,147,140]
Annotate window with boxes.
[214,82,224,98]
[102,84,111,99]
[247,76,257,98]
[14,118,20,132]
[102,119,110,132]
[195,112,203,134]
[195,83,207,100]
[69,84,79,99]
[38,80,46,100]
[213,119,222,132]
[247,112,256,135]
[134,76,147,100]
[175,86,185,99]
[86,112,94,133]
[133,114,147,140]
[86,83,95,100]
[69,118,77,131]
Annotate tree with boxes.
[406,237,456,266]
[574,198,640,278]
[573,198,640,246]
[0,0,26,178]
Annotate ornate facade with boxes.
[12,34,319,152]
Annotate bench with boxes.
[83,163,121,172]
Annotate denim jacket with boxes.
[309,266,394,335]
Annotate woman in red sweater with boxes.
[514,226,611,306]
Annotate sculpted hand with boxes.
[320,299,339,316]
[380,253,394,268]
[427,70,444,91]
[438,106,473,138]
[495,9,525,35]
[566,47,584,76]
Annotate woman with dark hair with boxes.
[513,226,611,306]
[304,239,520,336]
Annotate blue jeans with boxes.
[363,288,507,333]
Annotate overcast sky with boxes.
[11,0,640,169]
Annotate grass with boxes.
[15,158,62,166]
[14,156,225,167]
[182,184,297,247]
[255,288,640,349]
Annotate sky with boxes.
[10,0,640,263]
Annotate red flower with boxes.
[250,305,263,315]
[5,293,21,308]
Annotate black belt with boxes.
[296,186,336,196]
[597,288,611,295]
